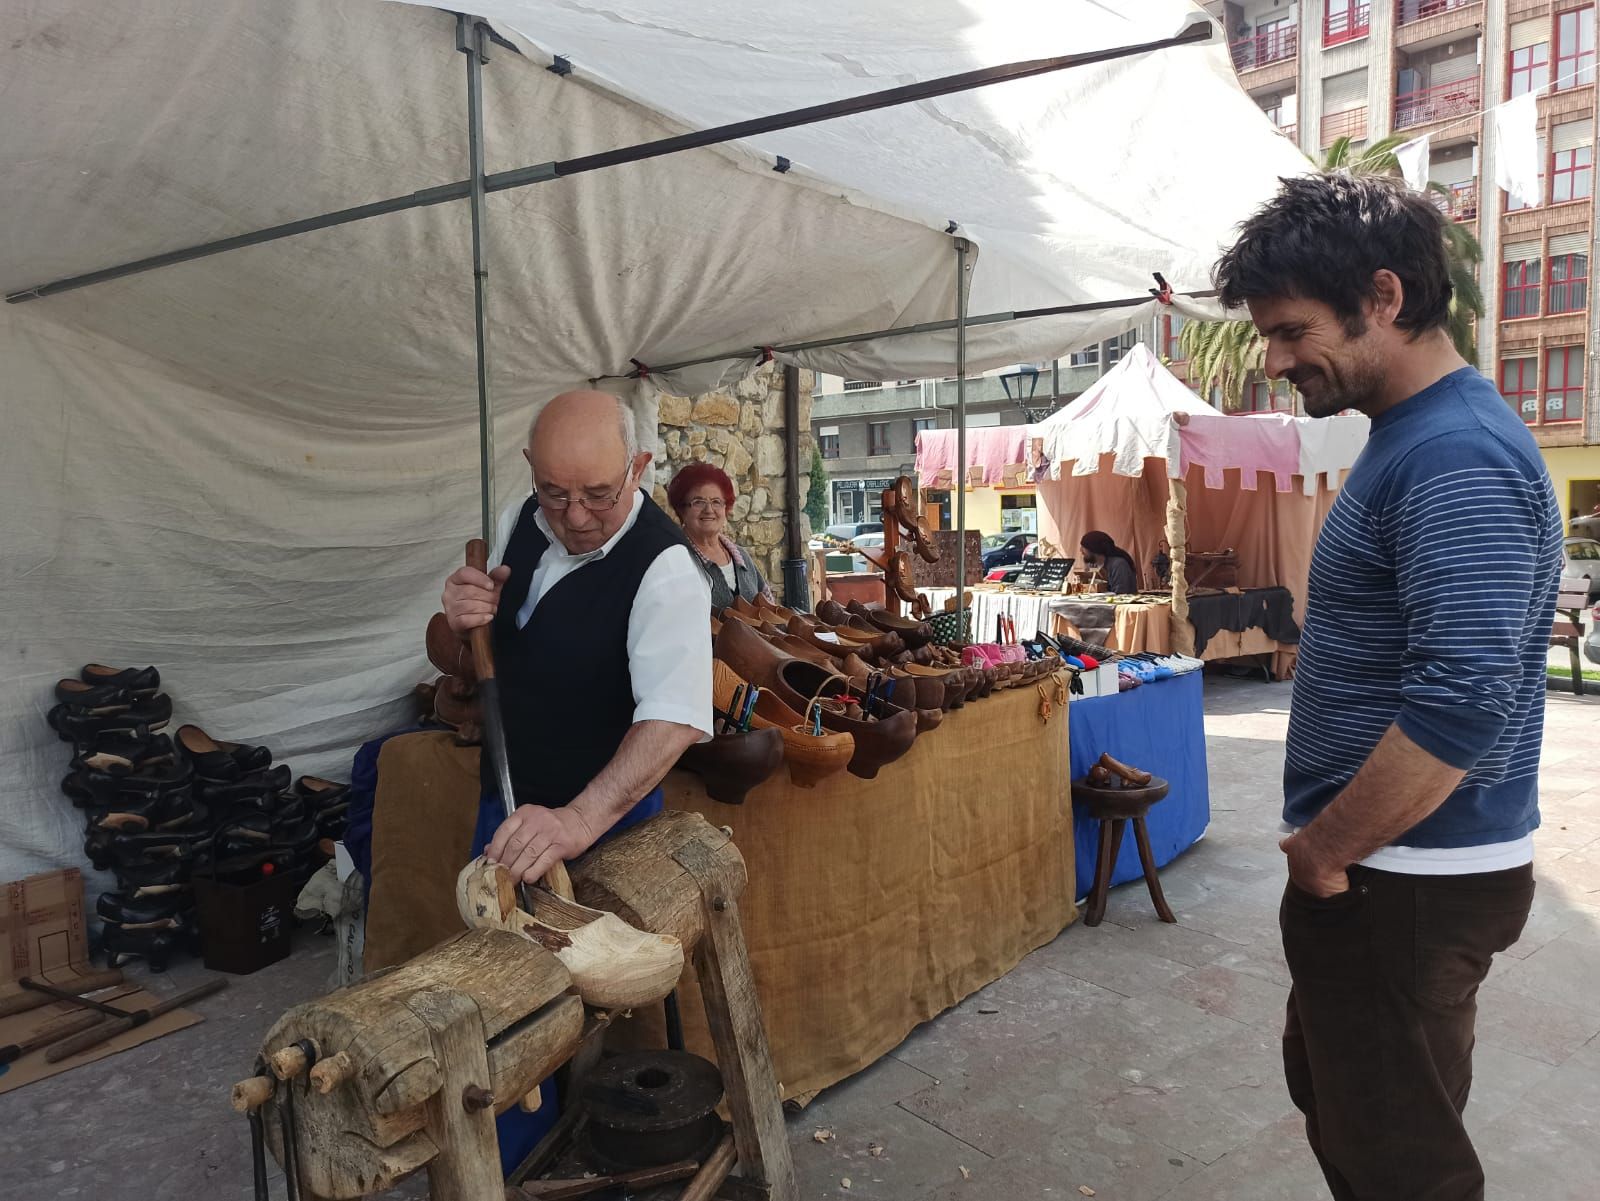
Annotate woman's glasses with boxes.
[686,497,727,511]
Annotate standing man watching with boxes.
[441,390,712,883]
[1214,174,1562,1200]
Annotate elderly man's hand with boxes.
[487,804,601,885]
[442,564,510,635]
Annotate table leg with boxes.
[1132,816,1177,923]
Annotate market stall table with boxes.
[1066,671,1209,899]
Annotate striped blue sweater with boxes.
[1283,367,1564,848]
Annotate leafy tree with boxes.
[1182,133,1482,409]
[804,444,829,532]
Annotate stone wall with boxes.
[652,362,814,584]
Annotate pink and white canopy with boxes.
[914,346,1370,496]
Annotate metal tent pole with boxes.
[5,22,1213,305]
[953,238,971,642]
[459,15,496,543]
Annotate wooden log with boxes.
[255,928,577,1200]
[572,811,747,951]
[671,841,796,1201]
[456,856,684,1010]
[409,989,503,1201]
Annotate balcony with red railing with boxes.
[1278,123,1299,142]
[1230,25,1298,72]
[1324,4,1372,46]
[1431,180,1479,221]
[1396,0,1479,26]
[1321,106,1369,145]
[1394,75,1482,130]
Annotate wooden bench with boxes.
[1550,582,1590,696]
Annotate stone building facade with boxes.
[651,362,815,583]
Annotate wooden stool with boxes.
[1072,775,1177,927]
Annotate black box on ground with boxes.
[193,870,298,974]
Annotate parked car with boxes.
[847,531,887,574]
[809,521,883,552]
[981,532,1033,572]
[1562,537,1600,601]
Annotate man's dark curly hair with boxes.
[1214,173,1453,338]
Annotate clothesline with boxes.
[1394,65,1591,148]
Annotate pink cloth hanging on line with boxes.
[915,426,1030,484]
[1178,413,1301,492]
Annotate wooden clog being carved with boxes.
[455,856,684,1011]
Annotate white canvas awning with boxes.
[0,0,1307,879]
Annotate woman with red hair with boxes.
[666,463,775,611]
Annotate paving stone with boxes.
[1462,1043,1560,1134]
[1096,918,1241,968]
[1489,932,1600,1014]
[1474,984,1600,1066]
[1029,927,1195,997]
[1154,1114,1331,1201]
[1091,1023,1298,1166]
[789,1100,989,1201]
[1162,964,1290,1028]
[1045,990,1250,1081]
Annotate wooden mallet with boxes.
[465,539,575,904]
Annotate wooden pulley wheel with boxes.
[889,550,918,603]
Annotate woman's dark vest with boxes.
[491,491,688,808]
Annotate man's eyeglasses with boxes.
[685,498,727,511]
[538,463,633,512]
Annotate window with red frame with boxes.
[1501,357,1538,424]
[1243,380,1292,413]
[1550,254,1590,314]
[1163,314,1186,361]
[1551,145,1594,204]
[1545,346,1585,422]
[1509,42,1550,97]
[1502,259,1542,318]
[1554,7,1596,89]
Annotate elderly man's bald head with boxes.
[521,390,652,554]
[527,390,638,460]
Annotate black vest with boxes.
[492,491,689,808]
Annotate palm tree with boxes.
[1178,133,1483,410]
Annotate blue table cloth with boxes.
[1069,672,1210,901]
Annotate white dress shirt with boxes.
[491,490,713,741]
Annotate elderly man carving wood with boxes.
[441,390,713,882]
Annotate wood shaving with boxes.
[868,1143,885,1158]
[1078,1187,1096,1196]
[841,1178,852,1190]
[813,1127,836,1143]
[959,1165,972,1180]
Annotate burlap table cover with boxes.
[362,680,1076,1101]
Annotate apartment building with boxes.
[1209,0,1600,520]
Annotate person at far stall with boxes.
[1079,530,1138,594]
[666,462,776,612]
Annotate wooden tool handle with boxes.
[466,539,499,681]
[231,1075,275,1113]
[0,1009,106,1064]
[45,975,226,1062]
[0,968,123,1018]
